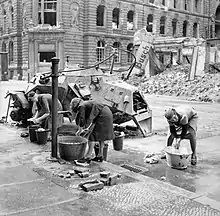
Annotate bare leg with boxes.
[183,128,197,156]
[84,141,96,159]
[97,141,104,157]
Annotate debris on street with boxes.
[127,64,220,103]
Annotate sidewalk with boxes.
[0,124,220,216]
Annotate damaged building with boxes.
[0,0,218,80]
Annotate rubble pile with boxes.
[128,64,220,103]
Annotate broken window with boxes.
[38,0,57,26]
[113,42,121,63]
[96,40,105,62]
[147,14,153,32]
[162,0,165,6]
[112,8,120,29]
[160,16,166,35]
[127,10,134,30]
[172,19,177,37]
[193,23,198,38]
[96,5,105,26]
[9,41,13,63]
[39,52,56,62]
[127,43,134,63]
[183,20,188,37]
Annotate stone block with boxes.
[81,182,104,192]
[73,167,90,174]
[78,172,90,178]
[108,174,118,186]
[100,171,111,178]
[100,177,109,186]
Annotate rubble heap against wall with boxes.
[127,64,220,103]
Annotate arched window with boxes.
[96,40,105,62]
[9,41,14,63]
[127,43,133,63]
[127,10,134,30]
[183,20,188,37]
[113,42,121,63]
[38,0,57,26]
[10,7,14,27]
[172,19,177,37]
[112,8,120,29]
[160,16,166,35]
[193,23,198,38]
[96,5,105,26]
[147,14,153,32]
[2,41,6,52]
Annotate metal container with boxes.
[58,136,87,161]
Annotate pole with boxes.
[51,57,59,158]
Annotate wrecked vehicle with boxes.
[5,47,152,137]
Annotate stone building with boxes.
[0,0,217,80]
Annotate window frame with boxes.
[112,8,120,29]
[96,5,105,27]
[160,16,166,35]
[113,42,121,63]
[96,40,105,62]
[127,10,134,30]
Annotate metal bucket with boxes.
[113,132,124,151]
[36,129,50,145]
[28,125,41,142]
[58,136,87,161]
[165,146,191,170]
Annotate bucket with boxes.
[58,136,87,161]
[165,146,191,170]
[113,132,124,151]
[36,129,50,145]
[94,143,108,161]
[28,125,41,142]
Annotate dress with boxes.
[168,105,198,138]
[36,94,63,129]
[75,100,114,141]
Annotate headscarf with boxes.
[70,98,83,113]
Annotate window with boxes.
[162,0,165,6]
[127,43,133,63]
[195,0,199,13]
[9,41,14,63]
[38,0,57,26]
[96,40,105,62]
[113,42,121,63]
[112,8,120,29]
[184,0,187,10]
[183,20,188,37]
[193,23,198,38]
[172,19,177,36]
[127,10,134,30]
[2,41,6,52]
[39,52,56,62]
[3,9,6,32]
[149,0,154,3]
[10,7,14,27]
[174,0,177,8]
[96,5,105,26]
[160,16,166,35]
[147,14,153,32]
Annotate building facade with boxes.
[0,0,217,80]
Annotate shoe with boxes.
[77,157,91,164]
[191,154,197,165]
[91,156,103,162]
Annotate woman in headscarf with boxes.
[70,98,114,163]
[164,105,198,165]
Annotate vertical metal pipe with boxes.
[51,57,59,158]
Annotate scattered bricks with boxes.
[108,174,118,186]
[100,177,109,186]
[65,173,71,179]
[78,172,90,178]
[117,173,122,178]
[100,171,111,178]
[67,170,75,176]
[58,173,65,178]
[81,181,104,192]
[73,167,90,174]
